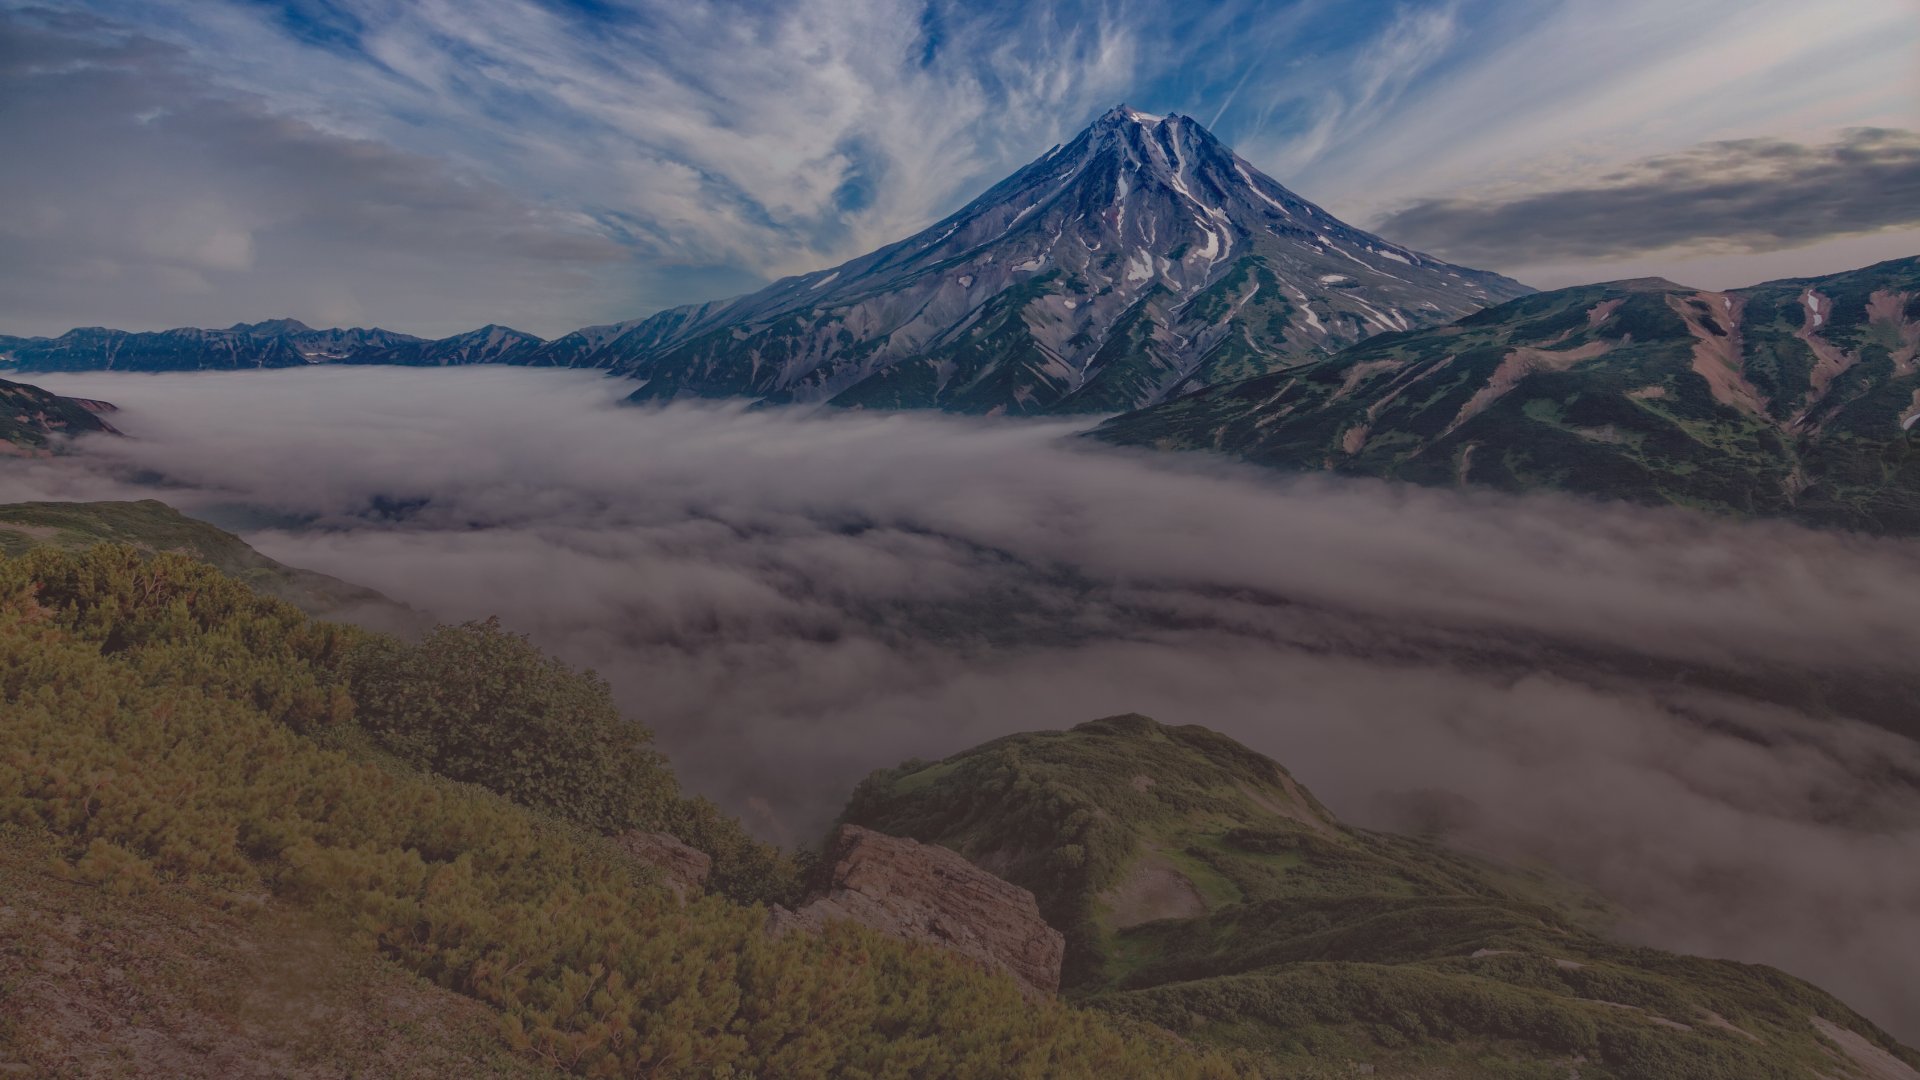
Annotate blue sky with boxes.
[2,0,1916,337]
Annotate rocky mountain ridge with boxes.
[0,318,543,370]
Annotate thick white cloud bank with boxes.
[6,366,1920,1039]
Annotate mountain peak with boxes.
[523,108,1532,414]
[1097,103,1166,127]
[233,318,315,336]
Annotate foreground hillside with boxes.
[1093,256,1920,534]
[0,537,1237,1078]
[844,716,1920,1079]
[2,506,1912,1077]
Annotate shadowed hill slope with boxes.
[1092,256,1920,534]
[1,376,119,453]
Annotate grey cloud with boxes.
[5,366,1920,1041]
[0,10,631,337]
[1374,128,1920,265]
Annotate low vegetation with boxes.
[0,541,1240,1077]
[5,504,1914,1078]
[0,498,409,622]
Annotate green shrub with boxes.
[345,618,678,836]
[0,544,1241,1078]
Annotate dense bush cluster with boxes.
[0,545,1240,1078]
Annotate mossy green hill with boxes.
[842,715,1920,1078]
[1092,256,1920,534]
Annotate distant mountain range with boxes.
[1,106,1529,413]
[0,318,542,371]
[1093,255,1920,534]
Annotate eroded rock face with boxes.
[611,831,711,900]
[769,825,1064,998]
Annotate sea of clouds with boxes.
[7,366,1919,1039]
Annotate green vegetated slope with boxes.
[0,499,416,627]
[0,539,1239,1079]
[1092,256,1920,534]
[0,376,119,453]
[841,715,1920,1079]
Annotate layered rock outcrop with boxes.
[769,825,1064,998]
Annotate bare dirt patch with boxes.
[1235,775,1338,838]
[1580,999,1692,1032]
[1794,289,1861,430]
[1445,340,1612,435]
[1455,443,1477,486]
[1673,292,1768,420]
[1332,359,1405,402]
[1703,1011,1763,1044]
[1101,851,1207,928]
[1868,289,1920,377]
[1812,1017,1920,1080]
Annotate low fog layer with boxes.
[7,367,1919,1040]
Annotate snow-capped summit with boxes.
[528,105,1529,413]
[3,108,1527,405]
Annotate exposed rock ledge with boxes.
[768,825,1064,998]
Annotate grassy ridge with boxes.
[0,499,413,624]
[841,715,1918,1079]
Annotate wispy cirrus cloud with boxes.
[2,0,1915,334]
[0,7,635,335]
